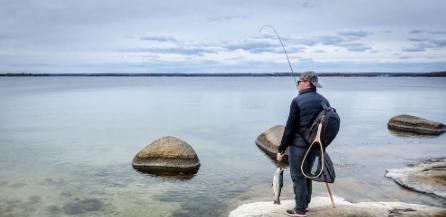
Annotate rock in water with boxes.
[385,158,446,199]
[388,114,446,135]
[132,136,200,175]
[255,125,285,156]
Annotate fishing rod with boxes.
[259,25,297,84]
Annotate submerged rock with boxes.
[255,125,286,156]
[387,115,446,135]
[229,196,446,217]
[132,136,200,175]
[385,158,446,199]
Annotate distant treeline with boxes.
[1,71,446,77]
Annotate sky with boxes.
[1,0,446,73]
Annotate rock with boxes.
[385,158,446,199]
[132,136,200,175]
[229,196,446,217]
[255,125,285,156]
[387,115,446,135]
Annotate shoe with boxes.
[305,208,309,213]
[286,209,307,217]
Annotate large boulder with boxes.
[388,115,446,135]
[385,158,446,199]
[255,125,285,156]
[132,136,200,175]
[229,196,446,217]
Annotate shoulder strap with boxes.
[321,101,329,110]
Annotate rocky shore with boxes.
[385,158,446,199]
[229,196,446,217]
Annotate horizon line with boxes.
[1,71,446,77]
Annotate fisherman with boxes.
[276,71,330,217]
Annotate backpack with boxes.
[300,102,340,182]
[300,102,340,148]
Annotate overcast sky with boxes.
[1,0,446,73]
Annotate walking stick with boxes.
[326,182,336,208]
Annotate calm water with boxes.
[0,77,445,216]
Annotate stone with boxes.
[229,196,446,217]
[385,158,446,199]
[387,114,446,135]
[132,136,200,175]
[255,125,285,156]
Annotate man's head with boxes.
[297,71,322,91]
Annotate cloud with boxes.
[223,40,280,53]
[209,15,248,22]
[140,36,178,43]
[404,37,446,52]
[409,30,446,35]
[300,1,310,8]
[263,32,371,52]
[338,31,370,39]
[429,31,446,35]
[409,30,424,34]
[339,42,371,52]
[123,47,218,56]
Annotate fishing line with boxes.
[259,25,297,84]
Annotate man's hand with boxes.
[276,152,284,162]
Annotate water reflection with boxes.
[387,128,441,138]
[133,167,198,180]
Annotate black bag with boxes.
[305,149,336,183]
[300,102,340,147]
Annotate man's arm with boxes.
[278,99,300,154]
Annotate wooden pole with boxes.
[325,182,336,208]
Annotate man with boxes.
[276,71,330,217]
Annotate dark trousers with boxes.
[288,145,316,213]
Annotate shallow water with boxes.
[0,76,445,216]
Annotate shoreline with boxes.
[1,71,446,77]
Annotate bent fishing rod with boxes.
[259,25,297,84]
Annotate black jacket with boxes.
[278,87,330,153]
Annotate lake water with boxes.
[0,76,445,216]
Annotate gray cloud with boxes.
[429,31,446,35]
[405,37,446,52]
[209,15,248,22]
[409,30,446,35]
[409,30,424,34]
[265,32,371,52]
[223,40,279,53]
[338,31,370,39]
[123,47,218,56]
[408,37,427,42]
[339,42,371,52]
[317,35,345,45]
[140,36,178,43]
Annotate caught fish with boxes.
[273,167,284,204]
